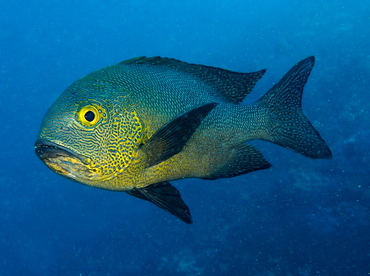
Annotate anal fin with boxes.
[203,143,271,180]
[126,182,192,224]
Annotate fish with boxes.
[35,56,332,224]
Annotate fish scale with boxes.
[35,56,331,223]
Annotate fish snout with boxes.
[34,138,94,179]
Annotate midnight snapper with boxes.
[35,56,331,223]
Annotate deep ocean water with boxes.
[0,1,369,275]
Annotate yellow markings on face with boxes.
[76,104,107,128]
[40,99,146,190]
[107,109,143,171]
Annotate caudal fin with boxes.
[257,56,332,159]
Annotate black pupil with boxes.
[84,111,95,122]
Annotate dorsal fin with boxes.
[120,56,266,103]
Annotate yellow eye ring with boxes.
[77,104,106,127]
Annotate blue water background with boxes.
[0,1,369,275]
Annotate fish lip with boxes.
[34,138,88,164]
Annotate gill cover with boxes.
[38,95,144,185]
[77,102,143,181]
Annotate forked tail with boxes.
[256,56,332,159]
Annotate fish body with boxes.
[35,56,331,223]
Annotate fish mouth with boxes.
[35,139,88,163]
[35,138,93,180]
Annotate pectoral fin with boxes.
[142,103,218,167]
[126,182,192,224]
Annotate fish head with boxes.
[35,79,143,188]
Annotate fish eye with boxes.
[84,111,95,122]
[77,104,105,128]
